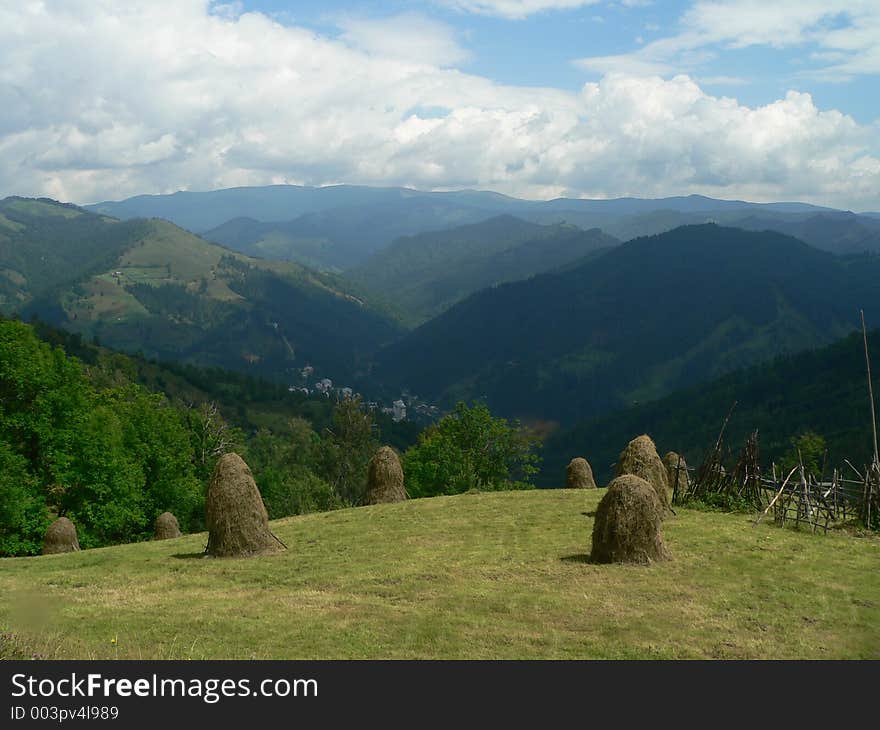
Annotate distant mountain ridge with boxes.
[86,184,877,273]
[371,224,880,424]
[87,184,838,234]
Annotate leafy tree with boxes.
[245,423,339,519]
[318,396,379,506]
[0,440,48,555]
[779,431,827,480]
[109,387,203,532]
[403,402,541,497]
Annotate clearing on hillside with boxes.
[1,490,877,659]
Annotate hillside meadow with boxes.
[1,490,878,660]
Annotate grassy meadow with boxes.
[1,489,878,660]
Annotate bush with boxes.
[403,402,541,497]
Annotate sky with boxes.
[1,1,878,210]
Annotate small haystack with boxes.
[663,451,690,493]
[614,434,671,513]
[205,453,283,558]
[154,512,181,540]
[42,517,80,555]
[364,446,407,505]
[590,474,669,564]
[565,457,596,489]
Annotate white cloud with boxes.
[0,1,878,211]
[336,13,470,67]
[576,1,880,83]
[435,1,600,20]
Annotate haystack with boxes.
[364,446,407,505]
[565,457,596,489]
[590,474,669,564]
[42,517,80,555]
[205,453,283,557]
[663,451,689,492]
[154,511,181,540]
[614,434,671,514]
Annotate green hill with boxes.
[349,216,618,326]
[1,197,400,383]
[540,329,880,486]
[1,490,877,659]
[373,225,880,424]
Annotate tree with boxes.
[318,396,379,506]
[0,440,48,556]
[185,401,242,483]
[244,422,339,519]
[403,402,541,498]
[780,431,827,480]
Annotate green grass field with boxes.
[1,489,878,660]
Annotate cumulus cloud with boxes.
[435,1,600,21]
[0,1,878,210]
[576,1,880,82]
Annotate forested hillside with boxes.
[373,225,880,424]
[540,329,880,486]
[349,216,617,325]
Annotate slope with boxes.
[3,198,400,383]
[1,490,877,659]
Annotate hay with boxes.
[42,517,80,555]
[364,446,407,505]
[154,512,181,540]
[614,434,671,514]
[565,457,596,489]
[663,451,690,492]
[590,474,669,564]
[205,453,283,557]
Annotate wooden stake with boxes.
[861,310,879,467]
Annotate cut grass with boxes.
[0,490,877,659]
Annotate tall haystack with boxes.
[663,451,689,493]
[205,453,283,557]
[42,517,80,555]
[590,474,669,564]
[154,512,181,540]
[614,434,671,513]
[364,446,407,505]
[565,457,596,489]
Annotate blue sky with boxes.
[241,0,879,122]
[1,1,878,209]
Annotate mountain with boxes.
[372,224,880,424]
[88,184,861,273]
[539,329,880,486]
[0,197,143,310]
[349,216,619,326]
[1,197,400,383]
[730,212,880,255]
[202,198,497,271]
